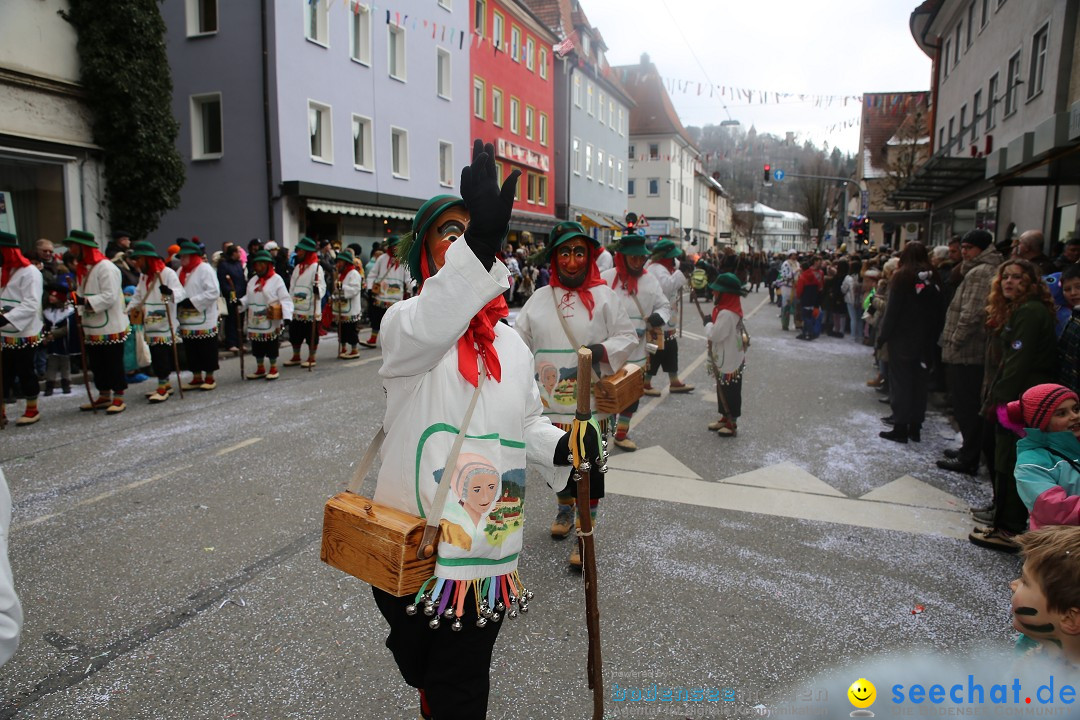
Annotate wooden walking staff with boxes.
[70,290,98,414]
[335,279,344,357]
[308,284,320,373]
[157,274,184,399]
[225,276,244,380]
[690,294,734,419]
[572,346,604,720]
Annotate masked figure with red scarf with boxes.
[367,141,602,720]
[600,232,671,450]
[363,234,408,348]
[284,236,324,368]
[332,248,364,358]
[644,238,694,395]
[241,250,293,380]
[0,231,44,425]
[128,241,187,403]
[514,221,636,566]
[63,229,130,414]
[175,241,221,390]
[704,273,750,437]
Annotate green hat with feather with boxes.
[396,195,467,286]
[529,221,598,265]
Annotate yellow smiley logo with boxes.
[847,678,876,709]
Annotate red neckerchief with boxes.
[74,247,107,285]
[255,266,276,292]
[712,292,744,322]
[297,250,318,269]
[386,250,400,270]
[654,257,676,273]
[1,247,32,287]
[610,253,641,296]
[142,258,166,290]
[548,246,604,320]
[419,248,506,387]
[178,255,203,285]
[339,265,357,280]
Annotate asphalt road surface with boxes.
[0,289,1022,719]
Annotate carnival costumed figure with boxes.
[363,235,409,348]
[284,236,324,368]
[333,249,364,358]
[128,241,186,403]
[0,231,44,425]
[704,273,750,437]
[240,250,293,380]
[175,241,221,391]
[644,239,694,395]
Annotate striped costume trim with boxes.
[409,571,533,629]
[179,328,217,339]
[247,330,282,341]
[147,336,178,346]
[85,331,130,346]
[1,334,44,349]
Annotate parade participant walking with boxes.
[704,273,749,437]
[64,229,130,414]
[371,141,600,720]
[515,221,636,566]
[0,231,44,426]
[128,242,186,403]
[777,250,799,331]
[240,250,292,380]
[643,239,693,396]
[41,282,78,396]
[363,235,408,348]
[332,248,364,359]
[175,241,220,391]
[284,237,323,368]
[600,233,670,451]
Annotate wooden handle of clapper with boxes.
[576,347,592,419]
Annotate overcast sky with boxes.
[585,0,932,156]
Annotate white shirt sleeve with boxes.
[0,470,22,667]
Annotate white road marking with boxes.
[343,354,382,368]
[215,438,263,456]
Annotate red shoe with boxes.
[16,408,40,426]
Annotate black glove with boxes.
[460,139,520,271]
[585,343,606,376]
[553,424,603,468]
[647,312,665,328]
[75,295,87,307]
[0,315,8,328]
[178,298,195,310]
[158,285,173,297]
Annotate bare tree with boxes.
[878,110,929,211]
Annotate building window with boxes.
[1028,24,1049,99]
[598,91,605,125]
[492,12,503,48]
[526,172,537,204]
[388,23,406,81]
[539,48,548,80]
[960,104,968,146]
[649,143,659,160]
[618,108,625,136]
[492,87,503,126]
[510,26,521,61]
[539,113,548,146]
[981,0,989,27]
[648,178,659,196]
[596,149,604,181]
[966,2,975,46]
[190,93,223,159]
[938,126,945,149]
[573,74,581,107]
[954,22,961,64]
[581,33,590,58]
[537,175,547,205]
[305,0,328,45]
[509,97,519,134]
[947,116,955,149]
[572,137,581,174]
[473,77,485,119]
[185,0,218,36]
[352,115,373,171]
[439,141,453,186]
[586,82,594,116]
[987,73,998,130]
[1005,50,1021,116]
[309,101,332,163]
[350,4,372,64]
[391,127,409,178]
[628,178,636,196]
[474,0,486,36]
[628,143,636,159]
[972,90,982,140]
[524,106,534,140]
[525,37,534,71]
[436,48,451,99]
[608,156,614,187]
[585,143,593,179]
[609,100,615,131]
[943,39,951,78]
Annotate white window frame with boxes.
[943,39,952,78]
[349,3,372,65]
[648,178,659,196]
[305,0,329,46]
[492,87,504,127]
[190,92,223,160]
[390,126,409,179]
[1004,48,1021,116]
[609,100,615,132]
[617,161,623,192]
[509,96,520,134]
[649,143,659,160]
[598,91,606,125]
[185,0,218,37]
[537,175,547,206]
[572,137,581,175]
[1027,23,1049,100]
[629,143,636,159]
[438,141,453,187]
[618,108,624,136]
[585,143,593,179]
[596,149,604,182]
[525,37,535,71]
[524,105,534,140]
[388,23,406,82]
[628,178,635,196]
[608,156,614,187]
[473,77,485,119]
[526,172,537,204]
[474,0,486,36]
[573,74,581,107]
[539,112,548,146]
[539,48,548,79]
[308,100,332,164]
[586,82,594,116]
[492,11,504,49]
[352,114,374,172]
[987,73,999,130]
[972,90,982,140]
[510,26,521,62]
[436,47,451,100]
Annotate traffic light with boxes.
[625,212,637,231]
[763,164,771,182]
[861,217,870,244]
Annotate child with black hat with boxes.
[41,281,79,396]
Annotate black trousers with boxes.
[717,374,743,419]
[993,427,1028,534]
[888,355,929,425]
[338,320,359,346]
[87,342,127,393]
[647,333,679,374]
[183,335,219,374]
[372,587,503,720]
[369,304,387,335]
[289,319,319,349]
[2,345,39,399]
[946,363,985,465]
[222,302,241,348]
[149,343,175,382]
[250,338,280,361]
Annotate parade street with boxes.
[1,289,1021,720]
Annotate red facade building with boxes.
[470,0,559,248]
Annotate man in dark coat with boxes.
[217,244,246,351]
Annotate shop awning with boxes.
[306,199,413,220]
[889,155,987,203]
[578,213,620,230]
[509,211,559,233]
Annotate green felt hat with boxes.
[129,241,163,259]
[531,221,597,265]
[249,250,273,264]
[708,272,749,296]
[0,231,17,248]
[397,195,467,285]
[296,236,318,253]
[650,239,678,259]
[385,235,400,248]
[614,233,649,256]
[64,229,99,248]
[335,249,356,265]
[176,241,203,256]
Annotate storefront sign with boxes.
[496,139,550,172]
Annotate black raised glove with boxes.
[647,312,665,328]
[178,298,195,310]
[585,343,606,376]
[76,295,87,307]
[158,285,173,297]
[0,315,8,328]
[460,139,520,271]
